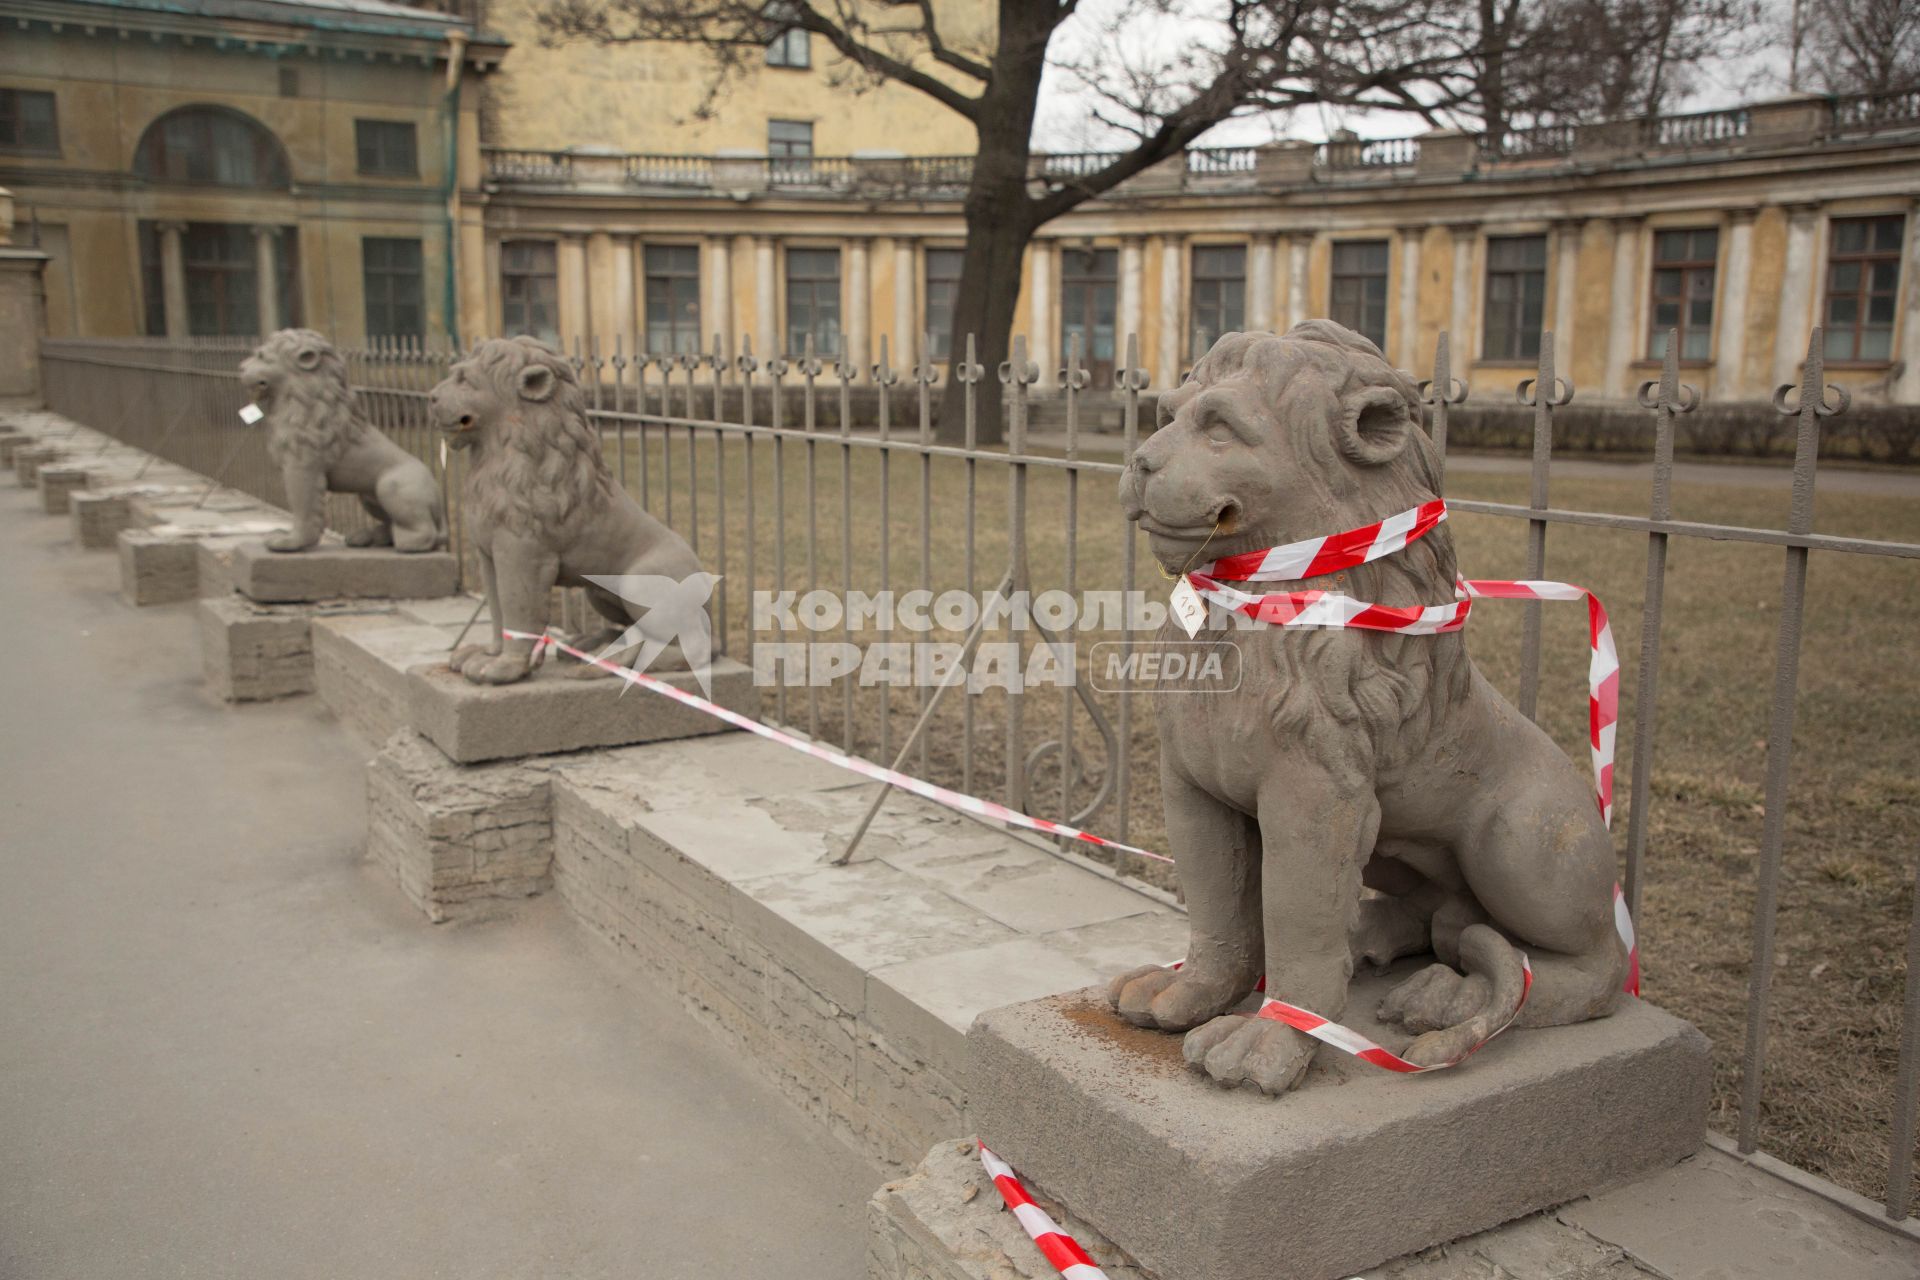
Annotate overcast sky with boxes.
[1029,0,1799,149]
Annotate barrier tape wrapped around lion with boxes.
[507,488,1641,1280]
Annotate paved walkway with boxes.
[0,490,877,1278]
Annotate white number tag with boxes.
[238,403,264,425]
[1170,578,1207,637]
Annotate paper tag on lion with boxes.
[238,403,264,426]
[1170,578,1206,637]
[439,439,448,469]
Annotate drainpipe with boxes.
[442,30,468,348]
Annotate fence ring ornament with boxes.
[799,355,825,378]
[1418,376,1468,405]
[832,356,858,382]
[997,360,1040,385]
[764,355,789,377]
[1636,381,1699,412]
[1516,375,1574,407]
[1115,365,1151,393]
[1773,381,1850,418]
[1059,365,1093,392]
[736,351,759,375]
[911,359,941,386]
[872,359,900,387]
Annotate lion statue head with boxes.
[239,328,366,465]
[1122,320,1446,573]
[427,335,613,538]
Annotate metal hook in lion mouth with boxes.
[1158,515,1226,581]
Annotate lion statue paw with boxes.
[1182,1014,1315,1096]
[264,528,316,553]
[1377,924,1528,1066]
[1106,962,1251,1032]
[464,651,534,685]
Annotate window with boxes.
[785,247,841,357]
[134,106,290,188]
[924,248,964,360]
[765,2,809,67]
[1482,234,1547,362]
[356,119,418,176]
[1188,245,1246,362]
[768,120,813,157]
[138,222,299,336]
[1060,247,1119,383]
[1648,228,1718,362]
[1329,240,1389,350]
[0,88,58,153]
[500,240,559,346]
[645,244,702,355]
[1824,215,1905,364]
[363,237,424,340]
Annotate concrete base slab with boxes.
[407,656,758,763]
[366,730,555,923]
[967,981,1711,1280]
[37,465,89,514]
[312,612,467,747]
[0,433,38,468]
[230,540,459,603]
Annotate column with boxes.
[557,234,589,354]
[251,226,280,335]
[704,235,730,356]
[1157,234,1183,387]
[845,237,870,378]
[754,236,777,358]
[1395,225,1423,369]
[158,221,188,338]
[1247,233,1276,332]
[1715,210,1756,397]
[1771,204,1821,389]
[1551,219,1580,352]
[1897,200,1920,404]
[892,237,915,367]
[1029,241,1053,388]
[1119,236,1144,360]
[586,232,616,352]
[1448,225,1475,360]
[609,235,636,356]
[1285,233,1312,328]
[1603,217,1642,397]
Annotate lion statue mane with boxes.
[426,336,711,686]
[1107,319,1628,1096]
[238,329,446,553]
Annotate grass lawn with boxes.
[587,423,1920,1210]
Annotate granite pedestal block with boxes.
[367,730,555,923]
[407,656,757,763]
[0,433,37,468]
[198,597,322,702]
[230,540,459,603]
[968,977,1711,1280]
[37,465,89,514]
[70,491,130,548]
[15,444,62,486]
[117,530,201,606]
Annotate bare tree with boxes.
[533,0,1472,442]
[1798,0,1920,94]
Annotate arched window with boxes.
[134,106,290,188]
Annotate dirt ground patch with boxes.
[597,427,1919,1212]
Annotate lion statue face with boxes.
[1120,320,1440,569]
[427,335,582,451]
[239,328,347,411]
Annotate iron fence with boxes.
[36,324,1920,1230]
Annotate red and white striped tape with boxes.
[1255,954,1534,1073]
[500,630,1175,864]
[978,1143,1110,1280]
[1202,498,1449,582]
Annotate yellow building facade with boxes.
[0,0,502,344]
[6,0,1918,408]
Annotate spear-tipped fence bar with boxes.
[35,324,1920,1226]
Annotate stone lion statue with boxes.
[238,329,446,554]
[1107,320,1628,1095]
[425,336,710,686]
